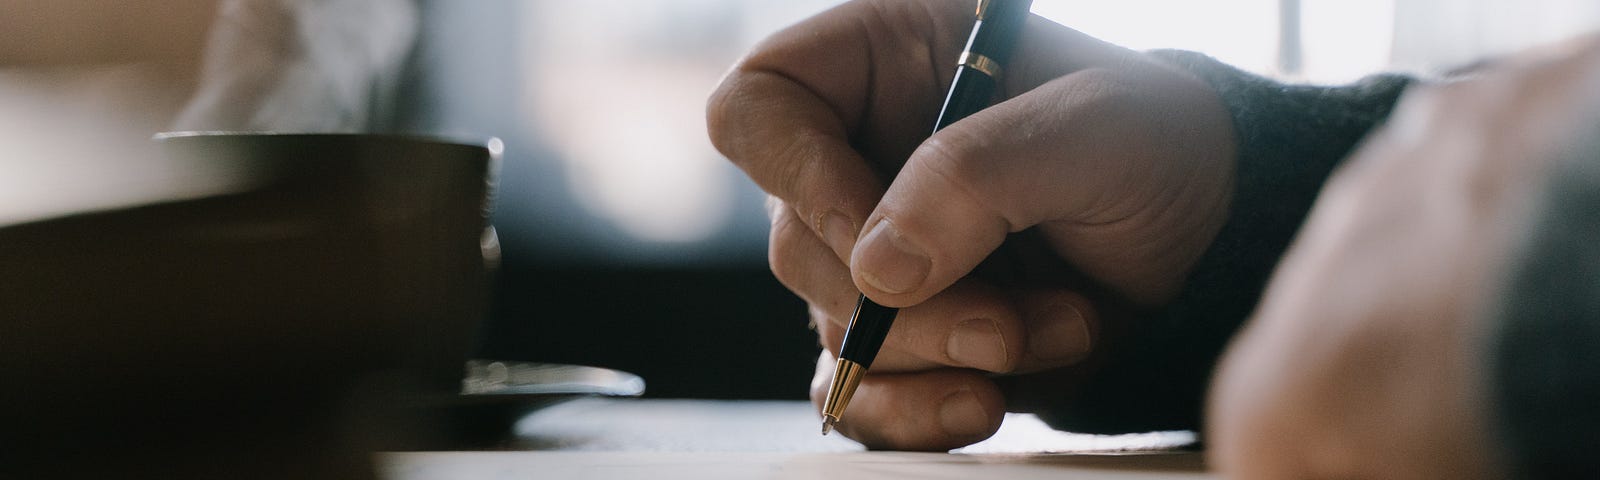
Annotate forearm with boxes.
[1488,122,1600,479]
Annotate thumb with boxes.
[848,68,1228,307]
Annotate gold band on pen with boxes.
[820,358,866,434]
[958,51,1002,80]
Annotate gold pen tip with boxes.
[821,416,838,436]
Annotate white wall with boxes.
[1391,0,1600,74]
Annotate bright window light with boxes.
[1302,0,1395,83]
[1032,0,1280,76]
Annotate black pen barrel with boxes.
[934,66,999,132]
[933,0,1031,132]
[838,296,898,368]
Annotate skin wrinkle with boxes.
[708,72,801,168]
[701,74,736,153]
[738,65,859,152]
[1119,196,1199,296]
[1145,137,1232,256]
[765,204,808,295]
[771,204,857,321]
[768,199,864,314]
[992,95,1081,220]
[985,93,1113,222]
[910,132,1025,235]
[1043,73,1230,301]
[773,209,832,311]
[771,128,833,214]
[1032,71,1155,226]
[1168,164,1234,276]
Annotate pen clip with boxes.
[976,0,992,20]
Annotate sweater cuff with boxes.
[1036,50,1412,434]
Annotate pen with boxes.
[821,0,1034,436]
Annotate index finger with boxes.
[708,68,882,263]
[706,0,966,262]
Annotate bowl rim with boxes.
[153,131,504,155]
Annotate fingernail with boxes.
[939,389,990,438]
[818,211,856,260]
[947,319,1009,371]
[855,219,930,294]
[1029,303,1092,362]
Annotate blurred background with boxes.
[4,0,1599,402]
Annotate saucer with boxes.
[459,360,646,401]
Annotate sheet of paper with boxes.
[396,398,1213,479]
[510,398,1195,454]
[380,451,1214,480]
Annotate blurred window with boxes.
[400,0,1599,268]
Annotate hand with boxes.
[708,0,1236,450]
[1208,36,1600,479]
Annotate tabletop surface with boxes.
[381,398,1214,480]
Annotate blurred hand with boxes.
[708,0,1235,450]
[1208,36,1600,479]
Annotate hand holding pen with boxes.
[709,0,1237,450]
[818,0,1034,437]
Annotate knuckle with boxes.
[766,209,809,292]
[910,133,1017,231]
[809,362,830,407]
[706,71,837,214]
[704,71,743,156]
[913,137,993,210]
[770,130,829,201]
[815,307,845,352]
[764,195,786,223]
[706,71,802,171]
[914,130,989,190]
[705,66,766,161]
[1055,67,1138,112]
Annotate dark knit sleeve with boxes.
[1034,50,1413,433]
[1488,128,1600,479]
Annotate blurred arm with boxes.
[0,0,216,69]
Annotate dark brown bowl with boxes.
[0,133,500,473]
